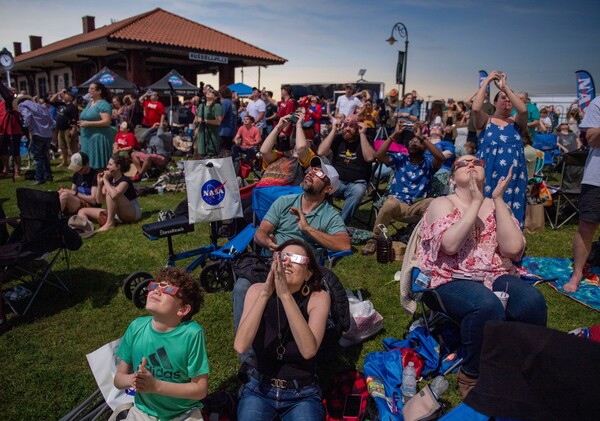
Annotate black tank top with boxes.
[252,290,315,380]
[110,175,137,201]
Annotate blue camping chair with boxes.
[251,185,352,267]
[533,133,560,166]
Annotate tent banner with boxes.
[575,70,596,111]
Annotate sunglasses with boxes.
[147,281,181,297]
[280,252,310,265]
[307,167,330,184]
[453,158,485,170]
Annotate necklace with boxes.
[275,296,290,360]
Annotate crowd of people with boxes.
[0,71,598,420]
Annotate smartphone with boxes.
[343,394,363,421]
[289,114,299,124]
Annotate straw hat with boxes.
[12,94,33,110]
[68,215,95,239]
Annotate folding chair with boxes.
[252,185,352,268]
[0,188,80,317]
[545,147,588,229]
[398,219,463,375]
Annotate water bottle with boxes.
[376,224,393,264]
[401,362,417,403]
[429,375,449,400]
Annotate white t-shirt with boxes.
[335,95,362,117]
[247,98,267,128]
[580,97,600,186]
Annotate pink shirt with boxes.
[418,207,520,290]
[236,125,261,148]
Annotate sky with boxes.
[1,0,599,101]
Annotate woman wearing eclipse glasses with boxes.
[417,155,547,399]
[234,239,330,420]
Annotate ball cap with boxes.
[309,156,340,195]
[68,152,89,172]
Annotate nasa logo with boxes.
[201,179,226,206]
[168,76,184,87]
[99,74,115,85]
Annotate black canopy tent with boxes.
[146,69,198,96]
[146,69,198,125]
[77,67,137,94]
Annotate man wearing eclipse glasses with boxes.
[233,156,351,345]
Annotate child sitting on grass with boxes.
[114,267,209,421]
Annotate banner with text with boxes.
[575,70,595,111]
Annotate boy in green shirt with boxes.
[114,267,209,421]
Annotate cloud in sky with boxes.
[1,0,599,99]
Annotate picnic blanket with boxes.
[520,256,600,313]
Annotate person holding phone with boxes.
[418,154,547,398]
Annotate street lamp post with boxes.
[386,22,409,97]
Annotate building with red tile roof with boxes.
[6,8,286,96]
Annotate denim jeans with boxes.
[425,275,547,377]
[237,376,324,421]
[29,135,52,182]
[232,277,255,362]
[334,180,367,225]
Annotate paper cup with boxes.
[494,291,509,310]
[157,186,164,195]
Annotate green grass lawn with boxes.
[0,161,598,420]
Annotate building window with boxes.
[19,80,27,93]
[64,72,70,89]
[38,77,47,97]
[54,75,59,92]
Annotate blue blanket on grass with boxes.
[520,256,600,313]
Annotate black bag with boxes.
[231,252,269,284]
[318,266,351,362]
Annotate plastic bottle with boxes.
[401,362,417,403]
[376,224,393,264]
[429,375,449,400]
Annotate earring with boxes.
[301,282,311,297]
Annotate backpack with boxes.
[323,369,369,421]
[318,266,351,362]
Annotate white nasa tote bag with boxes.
[184,158,242,223]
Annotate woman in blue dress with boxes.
[78,82,114,169]
[471,71,528,228]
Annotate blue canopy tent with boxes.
[77,67,137,94]
[228,82,253,97]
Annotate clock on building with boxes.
[0,48,14,70]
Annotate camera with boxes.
[289,114,299,124]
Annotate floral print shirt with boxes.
[418,206,522,290]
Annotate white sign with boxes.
[189,52,228,64]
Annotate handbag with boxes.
[402,385,443,421]
[524,203,545,234]
[184,158,243,223]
